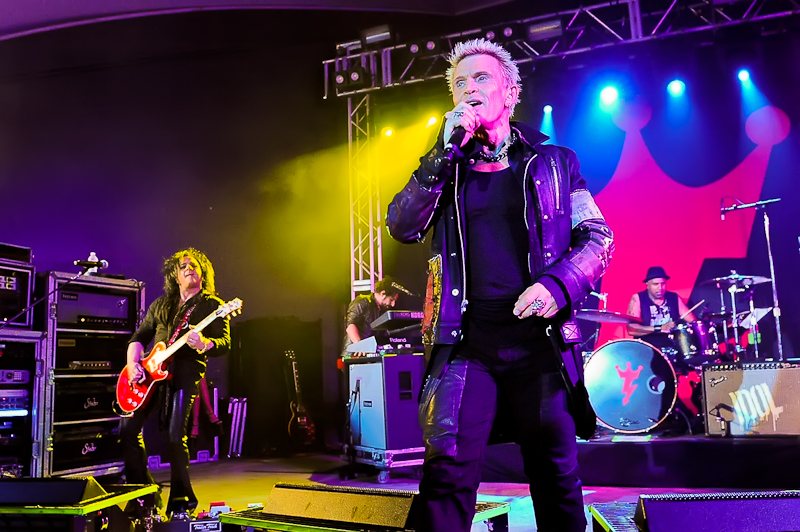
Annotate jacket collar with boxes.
[510,121,549,149]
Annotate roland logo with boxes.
[389,337,408,343]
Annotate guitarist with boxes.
[119,248,231,521]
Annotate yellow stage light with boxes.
[426,116,438,128]
[382,127,394,137]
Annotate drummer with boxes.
[626,266,696,351]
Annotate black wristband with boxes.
[654,325,662,333]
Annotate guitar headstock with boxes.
[216,298,243,319]
[285,350,296,361]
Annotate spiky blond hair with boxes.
[446,38,522,117]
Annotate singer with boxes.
[341,276,399,359]
[118,248,230,521]
[386,39,614,532]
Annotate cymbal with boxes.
[701,273,771,287]
[576,309,643,325]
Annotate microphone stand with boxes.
[721,197,784,360]
[0,268,91,334]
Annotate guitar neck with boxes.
[292,360,306,410]
[151,309,218,366]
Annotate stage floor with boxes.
[151,450,725,532]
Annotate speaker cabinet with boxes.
[347,354,424,450]
[34,272,144,477]
[703,363,800,436]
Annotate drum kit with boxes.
[576,272,774,435]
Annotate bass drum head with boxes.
[584,339,677,434]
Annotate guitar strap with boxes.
[168,304,198,346]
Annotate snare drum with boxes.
[584,339,677,433]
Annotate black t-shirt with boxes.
[464,166,531,299]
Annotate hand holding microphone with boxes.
[444,102,479,149]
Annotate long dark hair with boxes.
[161,247,217,299]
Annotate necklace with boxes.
[478,131,516,163]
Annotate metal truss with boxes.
[323,0,800,98]
[328,0,797,294]
[347,94,383,299]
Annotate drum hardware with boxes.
[700,273,771,287]
[577,291,610,352]
[576,309,643,325]
[720,196,784,360]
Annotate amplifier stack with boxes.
[0,243,34,330]
[35,271,144,477]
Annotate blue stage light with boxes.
[738,69,750,82]
[543,104,553,113]
[600,86,619,106]
[667,79,685,97]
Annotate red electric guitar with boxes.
[115,298,242,414]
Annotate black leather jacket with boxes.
[342,293,380,355]
[387,121,613,404]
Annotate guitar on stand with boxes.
[284,350,316,448]
[115,298,243,414]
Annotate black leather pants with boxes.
[119,385,198,511]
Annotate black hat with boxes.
[643,266,670,283]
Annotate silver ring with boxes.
[453,111,464,117]
[529,299,545,312]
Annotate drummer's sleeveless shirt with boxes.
[638,290,680,350]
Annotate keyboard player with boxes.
[340,278,400,366]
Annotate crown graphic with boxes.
[594,97,790,345]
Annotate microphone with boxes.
[74,259,108,269]
[721,198,726,221]
[392,282,419,297]
[442,126,468,163]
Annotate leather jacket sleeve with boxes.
[540,147,614,311]
[386,147,449,243]
[345,297,371,328]
[387,127,470,243]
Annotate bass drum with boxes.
[584,339,677,434]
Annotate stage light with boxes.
[667,79,685,97]
[407,38,442,56]
[543,104,553,113]
[360,24,393,49]
[738,69,750,82]
[600,86,619,106]
[426,116,438,128]
[382,128,394,137]
[527,19,563,42]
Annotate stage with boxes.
[148,433,800,531]
[484,434,800,490]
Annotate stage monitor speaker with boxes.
[0,477,157,532]
[0,476,106,506]
[703,363,800,436]
[634,490,800,532]
[263,483,417,529]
